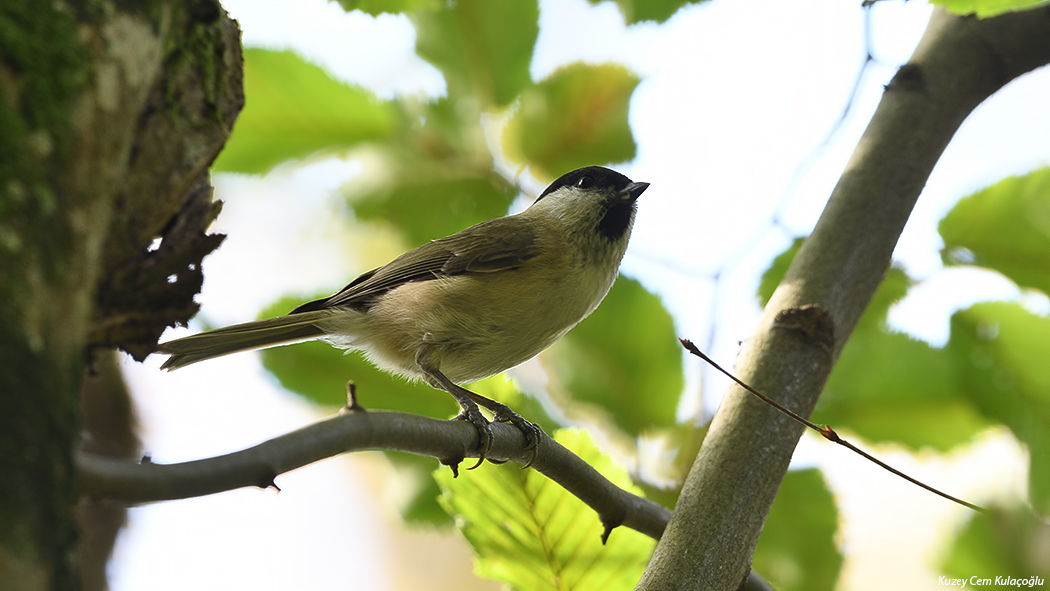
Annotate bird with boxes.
[156,165,648,467]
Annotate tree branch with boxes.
[637,7,1050,590]
[77,408,672,541]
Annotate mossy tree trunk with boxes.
[0,2,242,589]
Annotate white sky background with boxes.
[111,0,1048,589]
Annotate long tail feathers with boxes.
[157,312,330,370]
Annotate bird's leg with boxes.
[420,361,541,469]
[422,366,494,469]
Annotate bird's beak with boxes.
[620,182,649,201]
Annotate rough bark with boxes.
[0,1,242,588]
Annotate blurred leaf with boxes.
[503,63,639,180]
[939,167,1050,295]
[933,0,1050,18]
[757,237,804,306]
[333,0,440,16]
[436,429,655,590]
[413,0,538,107]
[351,169,518,245]
[545,277,681,436]
[820,329,988,452]
[753,469,842,591]
[941,505,1050,579]
[257,297,456,416]
[592,0,711,24]
[407,97,487,161]
[636,420,709,509]
[383,450,453,526]
[213,49,398,175]
[948,301,1050,514]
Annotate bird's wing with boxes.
[291,215,543,313]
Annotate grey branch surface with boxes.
[637,7,1050,591]
[77,407,672,541]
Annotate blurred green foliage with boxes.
[940,167,1050,295]
[503,63,640,180]
[752,469,842,591]
[213,49,398,174]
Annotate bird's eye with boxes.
[575,176,593,189]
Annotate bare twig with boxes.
[680,338,984,512]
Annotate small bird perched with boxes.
[157,165,648,466]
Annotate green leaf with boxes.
[753,469,842,591]
[948,302,1050,513]
[503,63,639,180]
[351,169,518,245]
[436,429,655,590]
[939,167,1050,295]
[820,329,988,452]
[591,0,712,24]
[941,506,1050,579]
[933,0,1050,18]
[757,237,804,306]
[412,0,538,107]
[544,277,682,436]
[213,49,398,174]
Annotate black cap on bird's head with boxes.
[536,166,647,202]
[534,166,649,241]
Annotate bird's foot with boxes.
[454,404,494,470]
[490,403,543,469]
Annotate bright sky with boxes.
[110,0,1048,589]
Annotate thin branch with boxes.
[680,338,984,512]
[77,407,672,541]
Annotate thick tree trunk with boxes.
[0,2,242,588]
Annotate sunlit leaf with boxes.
[545,277,681,436]
[753,469,842,591]
[948,302,1050,513]
[939,167,1050,295]
[413,0,538,107]
[942,506,1050,578]
[213,49,398,174]
[933,0,1049,18]
[821,329,988,451]
[436,429,655,590]
[503,63,639,180]
[591,0,712,24]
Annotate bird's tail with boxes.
[157,311,332,370]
